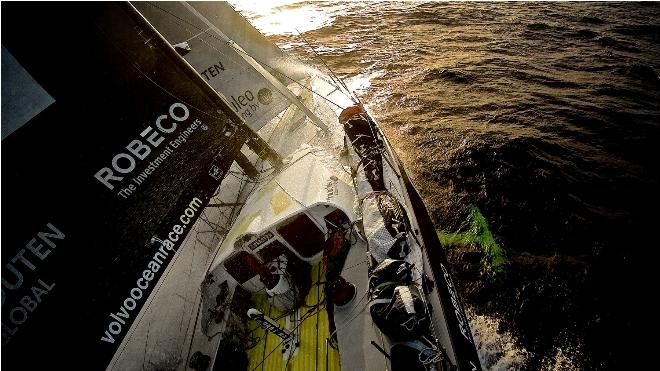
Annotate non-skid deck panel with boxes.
[246,262,341,371]
[334,238,390,371]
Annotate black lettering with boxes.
[19,296,37,312]
[3,323,17,337]
[231,95,241,111]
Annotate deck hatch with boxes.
[224,251,265,284]
[277,213,326,258]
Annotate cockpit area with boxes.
[211,148,356,311]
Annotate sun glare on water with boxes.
[229,0,341,36]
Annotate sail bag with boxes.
[369,259,430,341]
[362,192,411,262]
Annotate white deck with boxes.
[334,237,390,371]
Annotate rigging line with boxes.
[295,28,357,104]
[250,305,324,371]
[258,303,271,371]
[202,183,252,271]
[330,287,370,330]
[182,27,211,43]
[95,17,258,133]
[343,259,368,271]
[325,338,330,371]
[327,292,370,341]
[177,19,260,75]
[144,1,348,111]
[184,290,205,367]
[295,32,348,98]
[107,227,198,366]
[375,326,390,364]
[262,107,290,144]
[284,350,293,370]
[227,42,347,110]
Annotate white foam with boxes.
[468,310,530,370]
[542,342,582,371]
[346,70,386,93]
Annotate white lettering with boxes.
[101,331,115,344]
[126,139,151,160]
[169,102,189,122]
[123,298,136,311]
[111,153,135,174]
[108,321,122,335]
[94,103,189,191]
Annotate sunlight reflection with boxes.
[229,0,341,36]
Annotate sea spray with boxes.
[468,309,530,370]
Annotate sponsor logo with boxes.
[100,197,202,345]
[257,88,273,105]
[208,165,223,180]
[93,102,190,193]
[440,263,474,344]
[2,223,63,345]
[247,231,274,251]
[200,60,225,81]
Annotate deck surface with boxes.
[246,262,341,371]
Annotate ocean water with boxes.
[233,1,660,369]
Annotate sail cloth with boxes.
[362,192,411,263]
[135,2,293,131]
[1,3,248,369]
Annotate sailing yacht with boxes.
[1,2,481,370]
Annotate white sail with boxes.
[135,1,293,131]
